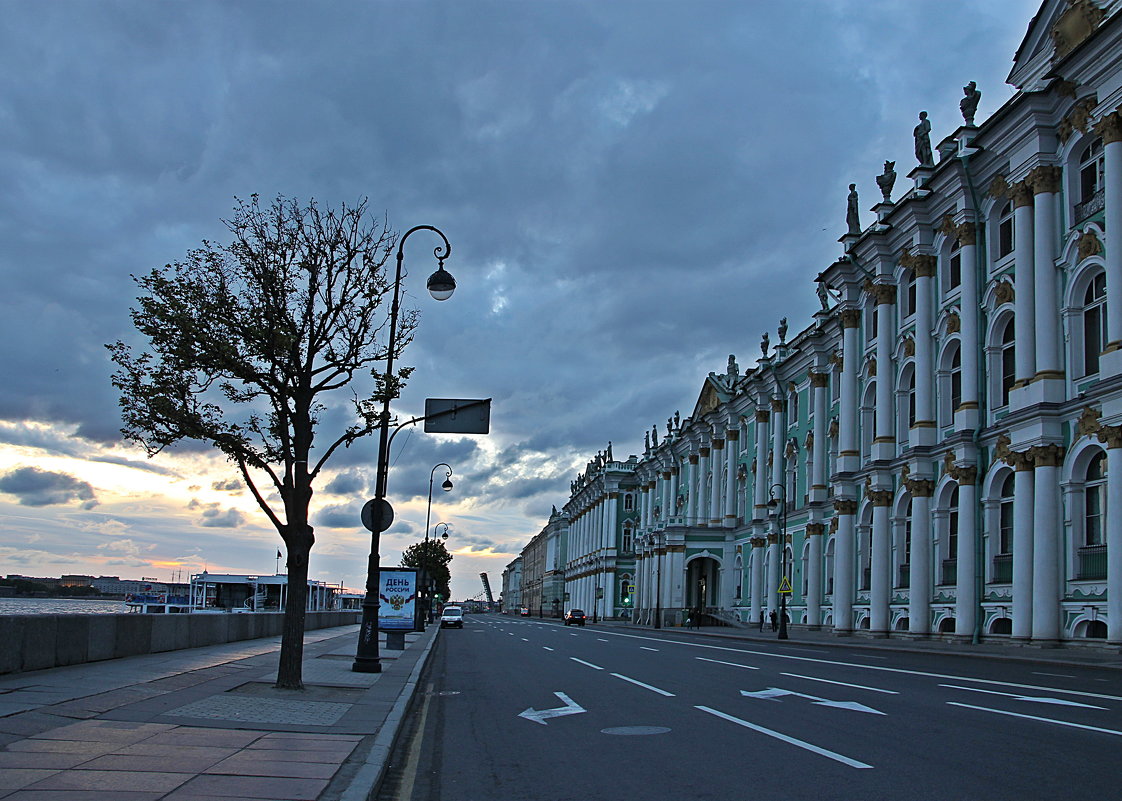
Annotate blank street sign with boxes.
[424,398,491,434]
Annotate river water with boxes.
[0,597,127,615]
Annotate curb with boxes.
[337,626,441,801]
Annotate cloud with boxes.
[211,478,243,492]
[0,466,98,508]
[199,505,245,528]
[323,470,368,496]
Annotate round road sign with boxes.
[361,498,395,532]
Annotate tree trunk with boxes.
[276,539,311,689]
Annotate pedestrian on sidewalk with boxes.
[758,610,765,632]
[770,610,778,631]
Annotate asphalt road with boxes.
[377,615,1122,801]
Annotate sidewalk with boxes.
[0,622,439,800]
[596,618,1122,670]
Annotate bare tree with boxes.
[108,195,414,689]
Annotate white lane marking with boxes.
[948,702,1122,736]
[521,638,529,641]
[610,673,675,696]
[585,629,1122,702]
[939,684,1107,709]
[1033,672,1077,679]
[570,657,604,670]
[543,646,554,651]
[519,692,586,725]
[697,657,759,670]
[859,654,887,660]
[597,638,609,642]
[696,706,873,769]
[640,647,660,652]
[570,633,578,637]
[781,673,899,695]
[740,687,883,715]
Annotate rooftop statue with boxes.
[846,184,861,234]
[778,317,788,344]
[727,354,739,378]
[876,160,896,202]
[914,111,934,167]
[960,81,981,126]
[761,331,770,358]
[817,279,831,311]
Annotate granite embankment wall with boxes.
[0,610,362,675]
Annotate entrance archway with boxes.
[686,556,721,610]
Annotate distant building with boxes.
[512,0,1122,646]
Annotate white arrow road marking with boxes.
[519,692,586,726]
[939,684,1107,709]
[948,702,1122,736]
[740,687,884,715]
[697,706,873,769]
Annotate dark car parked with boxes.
[564,609,586,626]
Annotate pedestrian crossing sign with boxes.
[777,576,793,595]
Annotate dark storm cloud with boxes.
[0,466,98,509]
[323,471,368,496]
[316,504,356,530]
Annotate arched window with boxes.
[1077,138,1104,222]
[904,270,917,317]
[998,474,1014,555]
[1082,272,1107,377]
[789,389,799,426]
[950,346,962,413]
[948,486,959,560]
[623,493,634,512]
[998,200,1014,259]
[1085,451,1106,547]
[621,522,634,554]
[867,305,878,344]
[1000,319,1015,407]
[898,499,912,589]
[947,238,962,292]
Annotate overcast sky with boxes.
[0,0,1039,602]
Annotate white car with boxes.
[440,606,464,628]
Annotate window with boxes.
[948,239,962,292]
[1083,272,1107,376]
[904,270,917,317]
[622,523,633,553]
[1080,138,1104,205]
[998,201,1014,258]
[789,390,799,425]
[1085,452,1106,547]
[948,486,959,560]
[950,346,962,414]
[623,493,634,512]
[1000,319,1015,406]
[867,306,878,344]
[998,474,1014,555]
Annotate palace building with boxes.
[508,0,1122,646]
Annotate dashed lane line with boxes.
[780,673,899,694]
[696,657,759,670]
[610,673,675,696]
[570,657,604,670]
[696,705,873,769]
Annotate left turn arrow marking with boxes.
[519,692,587,725]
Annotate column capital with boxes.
[839,308,862,329]
[806,522,825,537]
[904,477,935,497]
[1094,110,1122,145]
[809,371,829,388]
[1029,443,1065,467]
[755,409,770,423]
[1098,425,1122,449]
[1028,165,1062,194]
[711,438,724,450]
[766,532,779,545]
[725,428,740,441]
[864,280,897,305]
[834,498,858,515]
[770,397,785,413]
[956,220,977,246]
[698,447,710,458]
[1010,180,1034,208]
[1004,450,1036,471]
[900,250,937,278]
[750,537,767,549]
[868,489,894,507]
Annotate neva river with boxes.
[0,597,126,615]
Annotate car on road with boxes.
[440,606,464,628]
[519,608,530,616]
[564,609,586,626]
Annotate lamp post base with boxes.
[352,657,382,673]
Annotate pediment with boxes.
[1008,0,1109,89]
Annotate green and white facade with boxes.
[513,0,1122,646]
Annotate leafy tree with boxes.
[401,538,453,601]
[108,195,413,689]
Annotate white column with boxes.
[1100,428,1122,645]
[806,524,824,628]
[954,471,978,638]
[833,499,857,634]
[750,539,765,625]
[870,492,892,635]
[767,533,780,616]
[686,454,698,524]
[872,284,895,454]
[1012,182,1036,384]
[1010,453,1036,641]
[754,410,770,516]
[770,398,786,501]
[957,223,981,428]
[908,485,932,635]
[810,373,827,494]
[697,445,711,527]
[913,256,936,432]
[605,493,618,551]
[724,428,739,527]
[1031,445,1063,643]
[838,310,861,468]
[710,438,724,526]
[1031,167,1061,378]
[1094,113,1122,352]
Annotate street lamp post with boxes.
[424,464,453,548]
[354,226,456,674]
[424,522,450,623]
[768,484,789,641]
[654,532,664,630]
